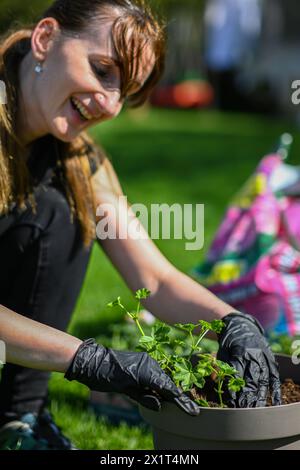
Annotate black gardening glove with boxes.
[217,312,282,408]
[65,339,200,416]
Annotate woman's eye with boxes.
[93,65,108,79]
[91,63,120,91]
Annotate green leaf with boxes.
[174,323,197,334]
[152,322,171,342]
[210,320,225,334]
[198,353,214,362]
[173,358,191,376]
[180,376,193,392]
[195,398,209,407]
[172,358,207,392]
[107,297,122,308]
[197,319,224,335]
[170,353,180,362]
[174,356,190,368]
[155,343,165,351]
[150,349,166,362]
[216,360,237,376]
[195,362,214,377]
[139,336,155,344]
[196,354,215,369]
[228,377,245,392]
[153,322,170,334]
[193,375,206,389]
[198,320,212,331]
[135,288,151,300]
[159,361,170,372]
[136,344,147,353]
[173,339,185,347]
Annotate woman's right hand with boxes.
[65,339,200,416]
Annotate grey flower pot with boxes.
[139,354,300,450]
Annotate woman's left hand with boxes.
[217,312,282,408]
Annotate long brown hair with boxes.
[0,0,165,247]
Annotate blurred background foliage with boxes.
[1,0,299,119]
[0,0,51,32]
[0,0,204,33]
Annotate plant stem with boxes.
[135,318,146,337]
[188,327,209,360]
[217,379,224,408]
[161,351,172,367]
[195,328,209,350]
[119,303,133,319]
[118,301,146,337]
[165,364,175,375]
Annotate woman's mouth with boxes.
[70,96,93,122]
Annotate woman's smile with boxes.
[70,96,94,121]
[69,97,87,127]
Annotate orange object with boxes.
[151,80,214,109]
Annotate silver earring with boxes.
[35,62,43,74]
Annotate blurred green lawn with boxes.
[49,108,300,450]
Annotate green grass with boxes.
[48,108,300,450]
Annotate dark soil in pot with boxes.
[189,377,300,408]
[279,379,300,405]
[140,354,300,450]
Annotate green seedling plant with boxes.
[108,289,245,408]
[214,361,245,408]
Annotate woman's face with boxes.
[19,17,155,144]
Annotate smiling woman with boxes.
[0,0,282,453]
[0,0,171,450]
[0,0,165,246]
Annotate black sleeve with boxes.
[0,210,16,237]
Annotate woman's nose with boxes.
[95,92,121,118]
